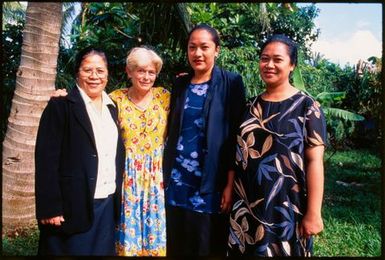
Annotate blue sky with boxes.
[299,3,382,67]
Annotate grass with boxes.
[314,148,382,256]
[1,148,382,256]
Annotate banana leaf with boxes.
[323,107,365,121]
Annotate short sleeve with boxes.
[109,88,125,103]
[153,86,171,112]
[304,98,327,147]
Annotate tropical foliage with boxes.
[2,2,381,147]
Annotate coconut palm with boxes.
[2,2,63,234]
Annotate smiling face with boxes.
[126,58,157,95]
[259,41,295,88]
[187,29,219,76]
[77,53,108,100]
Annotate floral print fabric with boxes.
[166,82,221,213]
[228,92,326,256]
[109,87,170,256]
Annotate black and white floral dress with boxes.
[228,91,327,256]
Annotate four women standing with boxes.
[35,27,325,257]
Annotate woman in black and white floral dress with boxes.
[228,34,327,257]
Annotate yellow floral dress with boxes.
[109,87,170,256]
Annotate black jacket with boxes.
[35,87,125,235]
[163,66,246,194]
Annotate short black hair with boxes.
[73,46,108,77]
[260,34,298,66]
[187,23,220,47]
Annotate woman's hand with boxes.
[40,216,65,226]
[220,184,233,213]
[51,88,68,97]
[221,169,235,213]
[299,212,323,238]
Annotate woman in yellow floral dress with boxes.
[110,47,170,256]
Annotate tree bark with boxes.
[2,2,62,235]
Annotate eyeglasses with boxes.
[79,68,108,79]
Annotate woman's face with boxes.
[126,60,157,94]
[259,41,295,87]
[187,29,219,75]
[77,54,108,100]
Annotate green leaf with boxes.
[292,66,307,92]
[316,91,346,102]
[324,108,364,121]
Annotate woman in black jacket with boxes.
[35,47,125,255]
[163,24,246,256]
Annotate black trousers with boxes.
[38,195,115,256]
[166,205,229,257]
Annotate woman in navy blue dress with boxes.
[163,24,246,256]
[227,34,327,256]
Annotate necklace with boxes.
[127,89,153,111]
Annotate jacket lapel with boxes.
[203,66,220,126]
[177,76,190,134]
[107,103,119,125]
[67,87,96,150]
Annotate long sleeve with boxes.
[35,98,66,220]
[226,74,246,171]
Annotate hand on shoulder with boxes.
[51,88,68,97]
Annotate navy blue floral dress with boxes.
[228,91,327,256]
[166,82,221,213]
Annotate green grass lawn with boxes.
[1,148,382,256]
[314,149,382,256]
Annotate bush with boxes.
[2,228,39,256]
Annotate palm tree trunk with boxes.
[2,2,62,235]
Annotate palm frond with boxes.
[2,2,26,27]
[60,2,81,48]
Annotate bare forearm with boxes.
[221,170,235,213]
[306,159,324,216]
[226,169,235,188]
[300,145,325,237]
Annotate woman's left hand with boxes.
[220,183,233,213]
[299,212,324,238]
